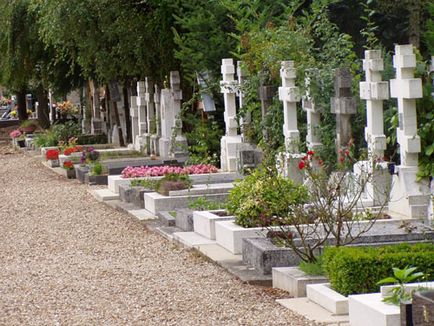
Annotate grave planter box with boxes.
[214,220,282,255]
[46,159,59,168]
[193,210,234,240]
[348,282,434,326]
[242,237,303,275]
[131,186,150,208]
[306,283,349,315]
[119,184,134,203]
[108,171,240,194]
[75,165,90,183]
[175,208,194,231]
[85,174,108,185]
[272,267,328,297]
[157,211,176,227]
[144,192,229,215]
[64,168,76,179]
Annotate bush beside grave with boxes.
[226,168,308,228]
[322,243,434,296]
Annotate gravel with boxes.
[0,145,319,325]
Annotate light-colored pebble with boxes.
[0,145,320,325]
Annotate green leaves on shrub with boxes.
[226,168,308,228]
[322,244,434,296]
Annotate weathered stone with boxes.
[74,165,90,183]
[157,211,176,227]
[175,208,194,231]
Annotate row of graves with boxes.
[34,44,433,326]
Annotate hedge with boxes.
[322,243,434,296]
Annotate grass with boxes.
[299,255,325,276]
[169,211,177,218]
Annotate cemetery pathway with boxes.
[0,146,318,325]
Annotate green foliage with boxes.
[377,266,426,305]
[130,178,160,191]
[226,167,309,228]
[322,244,434,296]
[424,2,434,53]
[188,197,226,211]
[157,173,192,196]
[76,134,108,145]
[172,0,236,82]
[299,255,325,276]
[34,121,81,147]
[90,162,103,176]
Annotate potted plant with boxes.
[377,266,426,326]
[46,149,60,167]
[86,161,108,185]
[9,129,25,147]
[62,160,76,179]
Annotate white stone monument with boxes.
[143,77,155,155]
[158,71,188,158]
[135,81,147,152]
[354,50,391,206]
[277,61,303,183]
[129,94,139,149]
[150,84,161,156]
[388,44,430,220]
[302,70,321,151]
[220,59,242,172]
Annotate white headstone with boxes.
[278,61,300,153]
[220,58,242,172]
[302,70,321,150]
[389,44,430,220]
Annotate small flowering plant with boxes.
[57,100,78,116]
[61,138,83,156]
[80,147,100,165]
[63,161,74,170]
[9,129,24,140]
[46,149,60,161]
[121,164,218,178]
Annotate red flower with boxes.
[46,149,59,160]
[307,150,314,156]
[318,160,324,166]
[298,160,306,170]
[344,149,350,157]
[302,156,308,161]
[338,148,343,154]
[339,156,345,162]
[64,148,74,156]
[63,161,74,170]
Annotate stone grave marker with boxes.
[354,49,391,206]
[302,69,321,150]
[330,68,357,154]
[220,58,242,172]
[388,44,430,220]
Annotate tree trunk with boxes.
[408,0,421,48]
[36,86,50,129]
[105,85,125,147]
[16,89,27,121]
[123,83,131,143]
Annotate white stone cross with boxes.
[136,81,147,136]
[302,69,321,151]
[390,44,423,167]
[360,50,389,159]
[220,58,239,137]
[145,77,155,135]
[278,61,300,153]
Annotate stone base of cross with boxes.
[220,135,243,172]
[353,160,391,207]
[276,152,304,184]
[389,167,431,220]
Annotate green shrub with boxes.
[299,255,324,276]
[90,162,103,176]
[156,173,192,196]
[188,197,226,211]
[322,243,434,296]
[226,168,308,228]
[76,134,108,145]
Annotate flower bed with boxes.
[121,164,218,178]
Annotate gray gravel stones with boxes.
[0,145,318,325]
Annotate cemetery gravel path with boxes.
[0,145,319,326]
